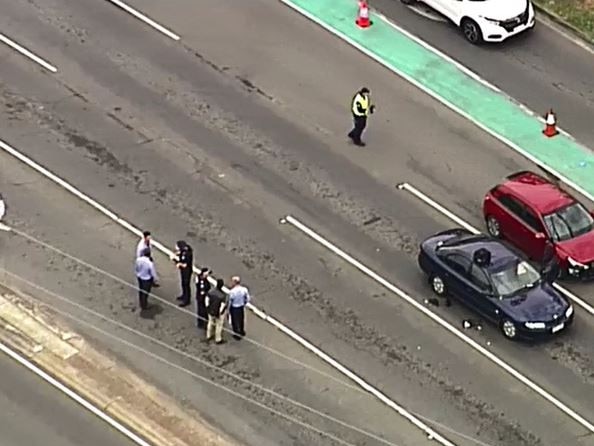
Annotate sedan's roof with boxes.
[440,234,518,271]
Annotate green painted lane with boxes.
[281,0,594,199]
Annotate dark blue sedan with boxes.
[418,228,574,340]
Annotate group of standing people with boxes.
[134,231,251,343]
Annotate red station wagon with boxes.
[483,171,594,279]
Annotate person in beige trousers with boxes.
[205,278,227,344]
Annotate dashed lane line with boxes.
[104,0,180,41]
[0,33,57,72]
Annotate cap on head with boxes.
[176,240,186,250]
[201,267,210,274]
[360,87,370,94]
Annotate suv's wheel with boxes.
[486,215,502,238]
[500,319,518,340]
[461,18,483,44]
[430,274,447,296]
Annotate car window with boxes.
[443,253,471,277]
[521,207,544,233]
[543,202,594,242]
[491,260,541,296]
[499,194,544,233]
[498,194,524,217]
[469,265,491,291]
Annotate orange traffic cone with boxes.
[356,0,372,28]
[543,109,559,138]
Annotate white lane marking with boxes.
[104,0,180,41]
[396,181,594,316]
[0,341,152,446]
[0,33,57,72]
[0,138,457,446]
[280,0,592,198]
[282,214,594,435]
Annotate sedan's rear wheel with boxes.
[500,319,517,340]
[461,18,483,44]
[486,215,502,238]
[430,274,447,296]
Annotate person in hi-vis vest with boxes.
[348,87,375,147]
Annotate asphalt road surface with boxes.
[0,348,137,446]
[373,0,594,149]
[0,0,593,446]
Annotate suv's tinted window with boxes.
[522,208,544,233]
[444,253,472,277]
[469,266,491,291]
[500,194,544,233]
[499,194,524,216]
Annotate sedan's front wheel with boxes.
[500,319,518,340]
[461,18,483,44]
[430,274,447,296]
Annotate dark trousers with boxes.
[229,306,246,338]
[196,292,207,329]
[348,116,367,144]
[137,278,153,310]
[179,271,192,304]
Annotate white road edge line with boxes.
[0,138,457,446]
[0,341,152,446]
[0,33,57,73]
[104,0,180,41]
[279,0,590,194]
[282,213,594,435]
[397,181,594,317]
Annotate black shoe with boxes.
[354,141,366,147]
[178,302,190,308]
[232,335,242,340]
[215,340,227,345]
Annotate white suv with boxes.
[402,0,536,44]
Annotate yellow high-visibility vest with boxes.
[352,93,369,117]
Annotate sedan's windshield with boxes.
[543,202,594,242]
[490,260,541,297]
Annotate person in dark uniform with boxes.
[347,87,374,147]
[195,267,211,329]
[205,278,228,344]
[541,241,561,283]
[173,240,193,307]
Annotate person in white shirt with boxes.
[227,276,250,340]
[134,248,158,310]
[136,231,152,259]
